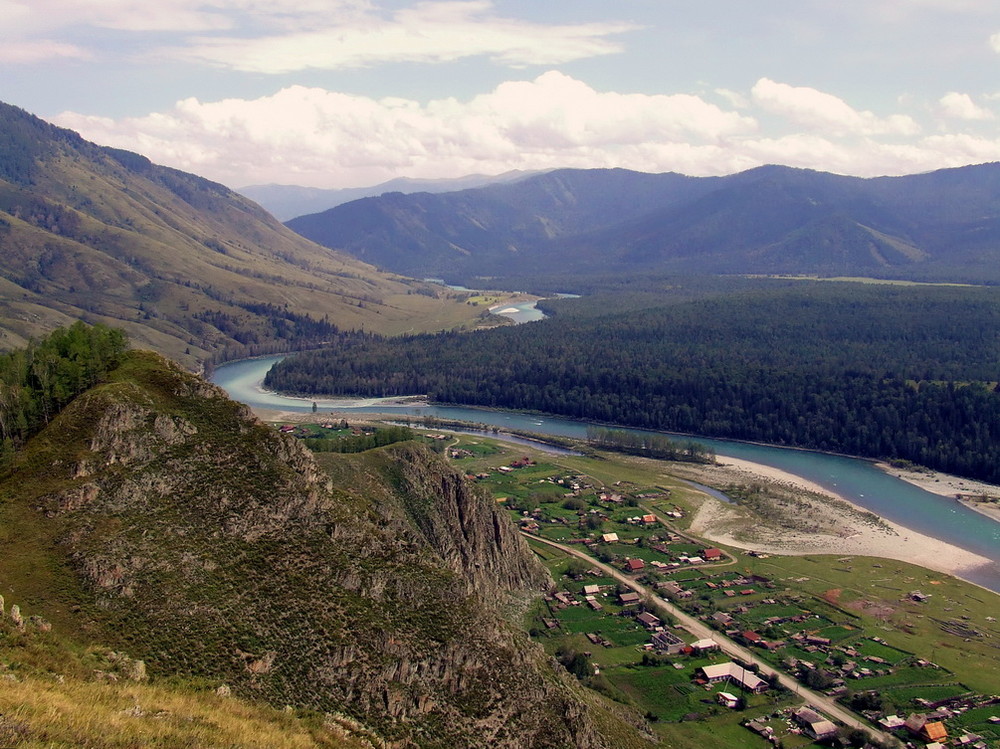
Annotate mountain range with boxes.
[286,163,1000,284]
[0,102,476,369]
[240,171,541,221]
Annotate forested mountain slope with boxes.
[0,102,476,369]
[0,344,645,747]
[287,163,1000,284]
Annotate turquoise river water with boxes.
[212,355,1000,593]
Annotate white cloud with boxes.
[714,88,750,110]
[0,39,90,63]
[53,74,754,186]
[3,0,371,34]
[169,2,638,73]
[51,73,1000,189]
[939,91,994,120]
[751,78,920,137]
[2,0,635,69]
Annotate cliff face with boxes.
[0,351,618,748]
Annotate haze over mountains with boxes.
[240,170,541,221]
[287,163,1000,284]
[0,102,474,368]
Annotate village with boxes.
[444,432,1000,748]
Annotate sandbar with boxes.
[875,461,1000,524]
[688,454,997,586]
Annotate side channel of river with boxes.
[211,354,1000,592]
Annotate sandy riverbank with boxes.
[685,454,997,584]
[875,462,1000,524]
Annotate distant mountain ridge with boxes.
[286,163,1000,283]
[0,102,475,368]
[240,170,543,221]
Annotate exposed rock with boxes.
[246,651,277,675]
[9,605,23,630]
[28,616,51,633]
[125,659,147,682]
[0,351,628,748]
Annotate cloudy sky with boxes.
[4,0,1000,189]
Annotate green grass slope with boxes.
[0,103,479,368]
[0,350,647,747]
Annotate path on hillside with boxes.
[524,533,898,746]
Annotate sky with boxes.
[4,0,1000,189]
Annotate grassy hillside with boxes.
[0,102,480,369]
[0,349,646,747]
[0,607,373,748]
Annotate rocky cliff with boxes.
[0,351,631,747]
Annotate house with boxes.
[602,532,619,543]
[905,714,949,743]
[659,581,683,597]
[619,591,641,606]
[740,630,763,646]
[878,715,906,730]
[641,514,658,525]
[583,584,601,596]
[922,722,948,743]
[793,707,838,741]
[651,630,685,654]
[690,638,719,653]
[703,547,723,561]
[698,662,768,693]
[636,611,662,629]
[625,558,645,572]
[717,691,740,708]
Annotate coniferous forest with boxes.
[265,281,1000,483]
[0,322,128,469]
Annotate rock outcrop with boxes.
[0,351,624,748]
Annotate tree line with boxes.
[586,427,715,463]
[302,425,416,453]
[264,282,1000,483]
[0,322,128,469]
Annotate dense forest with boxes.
[265,282,1000,483]
[0,322,128,469]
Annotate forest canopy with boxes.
[265,281,1000,483]
[0,321,128,468]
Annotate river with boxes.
[211,354,1000,592]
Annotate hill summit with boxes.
[0,348,642,746]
